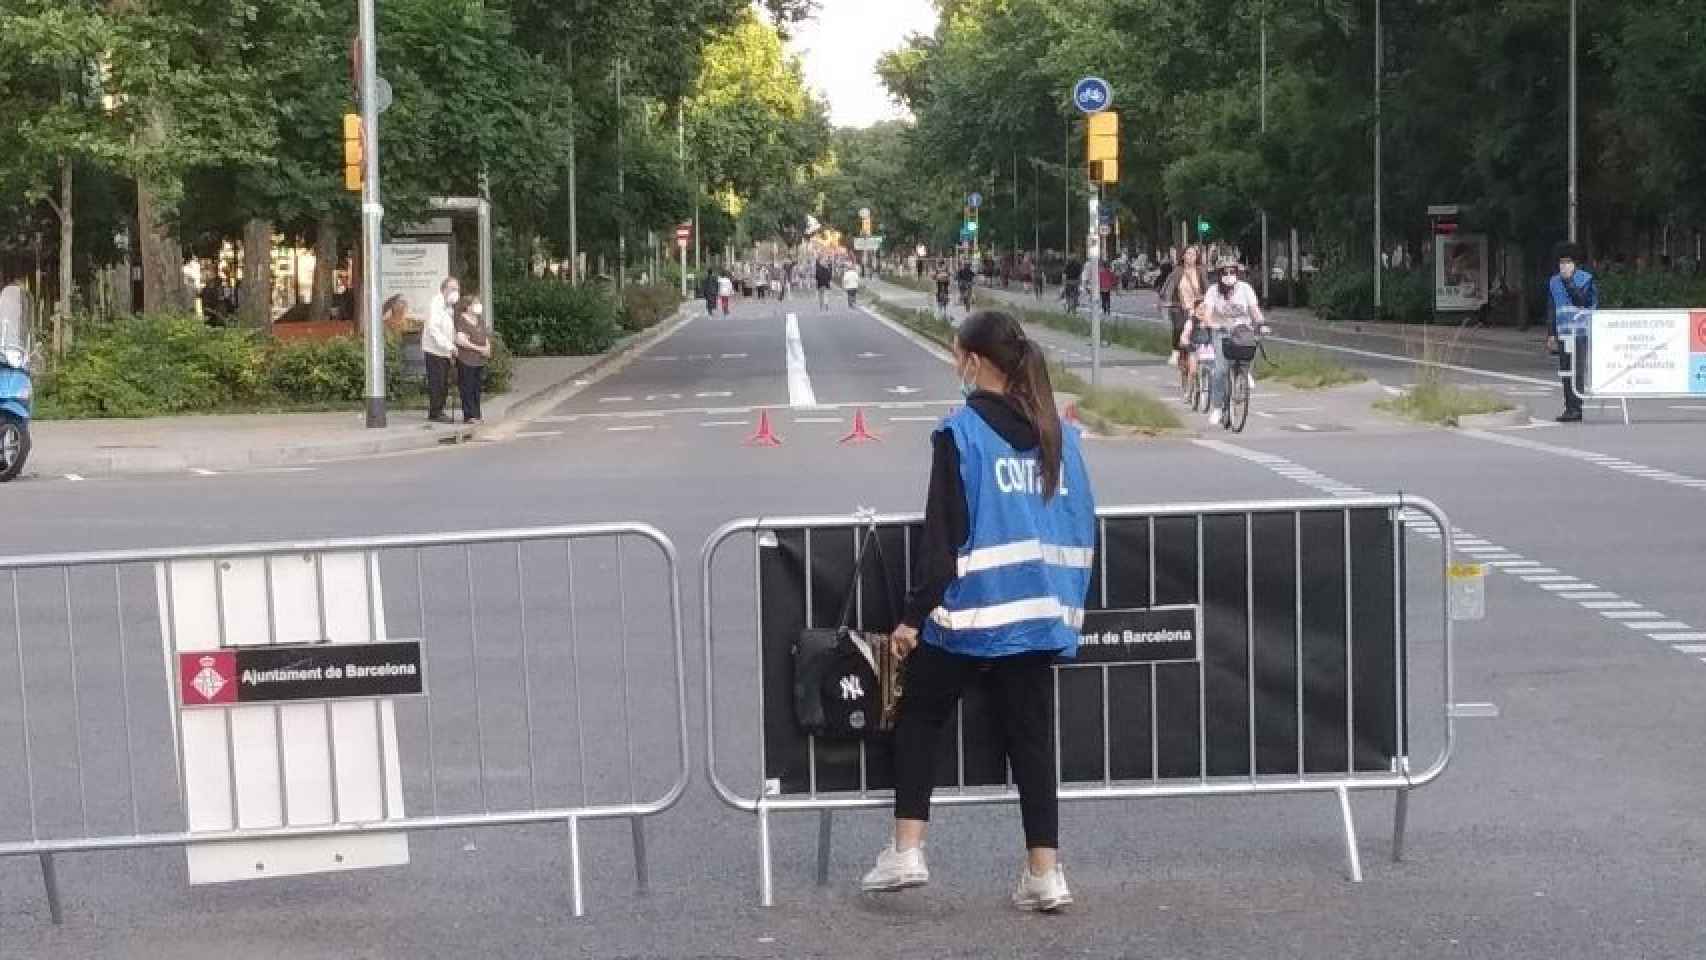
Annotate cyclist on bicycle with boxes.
[955,260,976,310]
[932,259,953,319]
[1200,258,1265,427]
[1060,255,1084,315]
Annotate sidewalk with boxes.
[22,307,694,479]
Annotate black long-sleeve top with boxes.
[902,391,1040,628]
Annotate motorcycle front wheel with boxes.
[0,415,29,482]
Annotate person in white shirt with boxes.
[716,271,735,316]
[0,277,26,354]
[423,277,459,423]
[1201,259,1265,426]
[842,262,861,308]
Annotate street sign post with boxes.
[1073,76,1113,114]
[676,223,692,297]
[968,192,983,209]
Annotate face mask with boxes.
[471,305,483,317]
[1220,273,1237,288]
[446,291,460,305]
[1559,262,1576,280]
[957,357,979,398]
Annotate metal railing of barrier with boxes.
[703,496,1456,906]
[0,522,687,924]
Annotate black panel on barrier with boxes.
[756,509,1406,796]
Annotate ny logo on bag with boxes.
[839,675,865,701]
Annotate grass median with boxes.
[869,293,1180,434]
[1257,346,1366,389]
[1375,381,1513,426]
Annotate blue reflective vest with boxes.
[922,406,1097,659]
[1549,269,1597,337]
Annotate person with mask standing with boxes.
[453,294,492,424]
[1199,259,1265,427]
[1547,243,1597,423]
[423,276,459,423]
[862,309,1096,913]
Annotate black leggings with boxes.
[892,642,1059,849]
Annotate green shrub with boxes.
[1597,271,1706,309]
[1313,268,1432,324]
[265,336,366,403]
[1375,381,1512,426]
[1258,347,1366,389]
[40,313,266,417]
[618,285,683,333]
[495,277,621,356]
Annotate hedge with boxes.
[495,277,621,356]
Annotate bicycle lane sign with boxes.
[1073,77,1112,114]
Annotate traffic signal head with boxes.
[1087,111,1119,183]
[342,113,363,192]
[1197,217,1211,236]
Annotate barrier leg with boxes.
[1336,786,1364,883]
[815,810,834,887]
[758,805,775,907]
[1392,788,1410,863]
[567,816,586,918]
[630,816,649,894]
[39,853,63,925]
[1620,399,1630,426]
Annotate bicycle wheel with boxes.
[1229,364,1251,433]
[1178,361,1194,405]
[1189,367,1206,412]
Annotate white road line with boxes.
[1294,424,1318,432]
[598,396,633,404]
[1462,429,1706,492]
[190,468,218,476]
[63,474,84,482]
[701,420,749,427]
[514,430,563,439]
[696,391,734,399]
[1582,601,1641,610]
[794,417,843,424]
[721,353,748,359]
[889,416,940,422]
[606,425,655,433]
[784,312,818,409]
[1265,334,1556,386]
[1194,437,1706,672]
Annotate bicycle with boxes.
[1217,324,1271,433]
[1183,325,1213,411]
[1061,283,1081,316]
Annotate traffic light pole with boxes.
[1088,183,1101,388]
[357,0,385,427]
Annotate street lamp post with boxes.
[1373,0,1383,311]
[357,0,385,427]
[1568,0,1578,243]
[1260,3,1269,302]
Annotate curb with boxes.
[477,305,698,442]
[1457,405,1530,430]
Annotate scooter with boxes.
[0,344,31,482]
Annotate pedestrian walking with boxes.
[453,295,492,424]
[1161,245,1207,390]
[842,261,861,308]
[1097,261,1116,316]
[862,308,1096,913]
[717,271,735,316]
[755,264,770,301]
[781,260,795,300]
[423,276,459,423]
[816,258,834,310]
[1547,242,1598,423]
[701,265,720,317]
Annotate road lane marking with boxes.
[889,416,940,422]
[721,353,748,359]
[190,468,218,476]
[1583,601,1641,610]
[1195,437,1706,672]
[696,391,734,399]
[63,474,85,482]
[784,313,818,408]
[1462,429,1706,492]
[514,430,563,439]
[794,417,843,424]
[606,425,655,433]
[701,420,749,427]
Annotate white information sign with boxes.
[1588,309,1706,397]
[1433,234,1488,312]
[381,242,451,329]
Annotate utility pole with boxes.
[565,34,578,283]
[357,0,385,427]
[1373,0,1383,311]
[1260,2,1270,302]
[1568,0,1578,242]
[624,58,631,291]
[1063,123,1071,254]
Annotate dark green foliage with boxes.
[495,278,622,356]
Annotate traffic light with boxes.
[1197,216,1212,237]
[342,113,363,192]
[1086,111,1119,184]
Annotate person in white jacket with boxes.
[842,262,861,308]
[423,276,459,423]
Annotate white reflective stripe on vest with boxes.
[930,598,1085,631]
[955,540,1096,578]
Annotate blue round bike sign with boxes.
[1073,76,1112,114]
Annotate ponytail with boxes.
[957,310,1064,500]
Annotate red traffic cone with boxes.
[840,407,881,445]
[745,410,784,447]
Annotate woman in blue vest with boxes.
[863,309,1097,912]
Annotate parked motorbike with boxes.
[0,344,32,482]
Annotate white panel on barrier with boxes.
[159,551,409,885]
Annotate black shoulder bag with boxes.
[792,525,901,739]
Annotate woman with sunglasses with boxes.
[1200,259,1265,427]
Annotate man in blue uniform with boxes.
[1548,242,1597,423]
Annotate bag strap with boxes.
[831,522,902,632]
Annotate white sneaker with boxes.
[1246,372,1257,390]
[1209,407,1224,426]
[861,843,929,892]
[1012,864,1073,912]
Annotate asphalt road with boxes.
[2,291,1704,958]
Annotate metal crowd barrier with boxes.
[0,523,688,923]
[702,497,1457,906]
